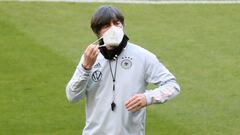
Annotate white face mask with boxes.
[102,26,124,47]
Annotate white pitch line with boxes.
[2,0,240,4]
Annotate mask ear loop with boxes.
[90,36,107,48]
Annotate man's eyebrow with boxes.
[113,19,120,22]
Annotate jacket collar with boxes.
[99,35,129,60]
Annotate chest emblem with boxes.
[121,57,132,69]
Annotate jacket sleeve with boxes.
[66,56,91,103]
[143,53,180,105]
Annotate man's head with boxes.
[91,6,128,59]
[91,5,124,37]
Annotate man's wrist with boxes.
[82,64,92,70]
[144,92,153,105]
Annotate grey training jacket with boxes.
[66,43,180,135]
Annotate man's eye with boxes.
[103,24,110,28]
[114,22,120,25]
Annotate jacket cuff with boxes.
[77,64,91,80]
[144,92,153,105]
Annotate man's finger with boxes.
[127,101,141,111]
[86,44,98,58]
[130,105,142,113]
[125,96,142,111]
[126,98,139,109]
[91,46,99,58]
[92,49,100,58]
[93,45,99,55]
[85,45,94,56]
[125,96,137,106]
[88,44,97,56]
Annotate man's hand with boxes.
[83,44,99,70]
[125,94,147,112]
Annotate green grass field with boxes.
[0,2,239,135]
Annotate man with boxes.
[66,5,180,135]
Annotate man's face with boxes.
[99,20,123,50]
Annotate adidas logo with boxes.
[94,63,101,68]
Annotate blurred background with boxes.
[0,0,239,135]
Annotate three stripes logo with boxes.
[94,62,101,68]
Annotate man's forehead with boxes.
[102,19,121,26]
